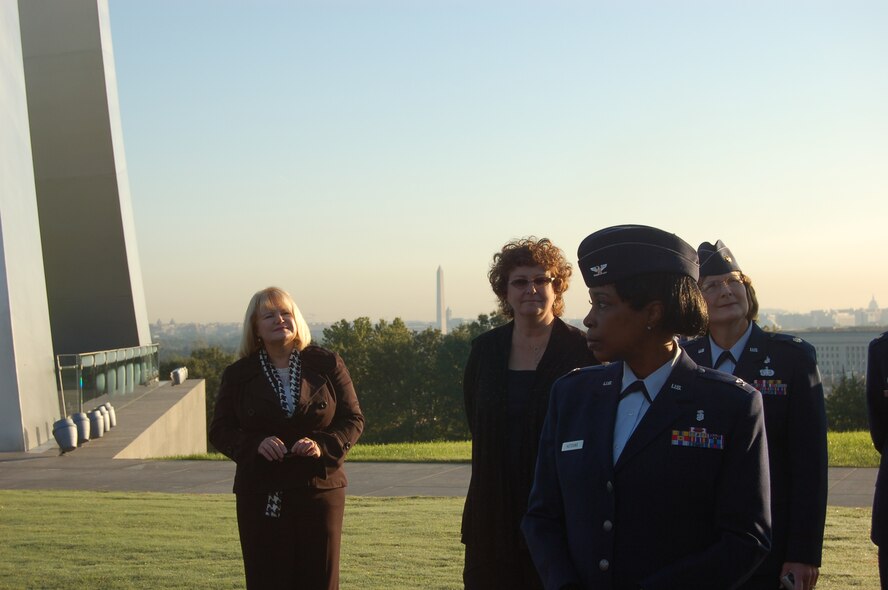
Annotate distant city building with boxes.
[759,296,887,332]
[436,265,447,335]
[798,328,883,390]
[865,296,881,325]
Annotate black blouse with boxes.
[461,318,596,564]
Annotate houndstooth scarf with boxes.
[258,347,302,517]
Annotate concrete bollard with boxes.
[72,412,91,444]
[88,410,105,438]
[102,403,117,428]
[170,367,188,385]
[98,406,110,433]
[52,417,78,453]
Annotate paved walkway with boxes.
[0,448,877,506]
[0,386,876,503]
[0,453,473,496]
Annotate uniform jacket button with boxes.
[247,408,255,416]
[602,520,613,532]
[599,559,609,571]
[318,401,328,409]
[344,442,351,450]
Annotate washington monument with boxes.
[436,265,447,335]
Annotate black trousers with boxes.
[880,546,887,590]
[236,487,346,590]
[739,574,783,589]
[463,544,544,590]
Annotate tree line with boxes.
[160,312,508,447]
[161,314,870,450]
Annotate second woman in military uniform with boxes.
[683,240,828,590]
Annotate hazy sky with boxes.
[108,1,888,324]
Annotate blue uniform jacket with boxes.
[684,324,828,576]
[522,351,771,590]
[867,332,888,546]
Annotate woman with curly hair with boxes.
[462,237,596,590]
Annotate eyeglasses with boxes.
[700,275,744,295]
[509,277,557,289]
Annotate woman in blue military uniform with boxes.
[522,225,771,590]
[683,240,827,590]
[867,332,888,589]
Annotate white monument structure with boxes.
[0,0,151,451]
[437,265,447,334]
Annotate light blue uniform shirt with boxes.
[708,322,753,375]
[613,344,682,464]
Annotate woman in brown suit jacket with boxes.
[210,287,364,590]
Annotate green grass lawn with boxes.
[0,490,878,589]
[0,491,461,590]
[828,430,880,467]
[172,431,879,466]
[347,440,472,462]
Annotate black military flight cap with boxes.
[577,225,699,288]
[697,240,742,277]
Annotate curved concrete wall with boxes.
[0,0,62,451]
[1,0,153,451]
[19,0,151,355]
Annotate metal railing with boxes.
[56,344,160,416]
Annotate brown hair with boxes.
[742,274,760,322]
[237,287,312,358]
[488,237,572,318]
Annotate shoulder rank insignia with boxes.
[753,379,788,396]
[671,427,724,449]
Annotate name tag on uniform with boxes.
[561,440,584,452]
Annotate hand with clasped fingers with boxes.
[257,436,321,461]
[781,562,819,590]
[290,437,321,458]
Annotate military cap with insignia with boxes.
[577,224,699,288]
[697,239,742,277]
